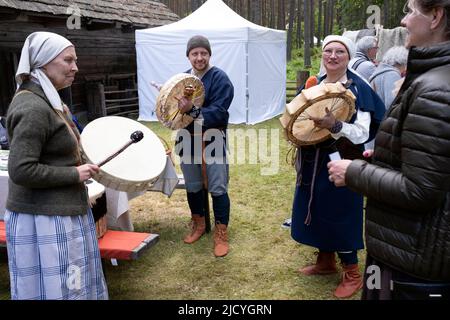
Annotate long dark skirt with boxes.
[291,147,364,252]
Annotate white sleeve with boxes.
[330,109,371,145]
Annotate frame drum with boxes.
[80,116,166,192]
[156,73,205,130]
[280,82,356,146]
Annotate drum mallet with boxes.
[97,131,144,167]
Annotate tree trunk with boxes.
[287,0,296,61]
[384,0,390,28]
[277,0,286,30]
[323,0,329,36]
[238,0,243,16]
[304,0,312,68]
[250,0,262,25]
[270,0,276,28]
[296,0,303,49]
[261,0,267,26]
[310,0,315,48]
[329,0,334,34]
[317,0,322,46]
[328,0,334,35]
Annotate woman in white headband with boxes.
[290,35,386,299]
[4,32,108,300]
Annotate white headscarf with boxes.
[322,35,356,60]
[16,32,74,112]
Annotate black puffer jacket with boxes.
[346,41,450,281]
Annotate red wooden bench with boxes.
[0,220,158,261]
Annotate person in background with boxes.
[349,36,379,81]
[328,0,450,300]
[0,116,8,150]
[291,35,385,299]
[176,35,234,257]
[5,31,108,300]
[369,46,409,109]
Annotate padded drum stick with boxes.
[97,131,144,167]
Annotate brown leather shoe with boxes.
[298,252,338,275]
[213,223,229,257]
[183,214,206,244]
[334,264,363,298]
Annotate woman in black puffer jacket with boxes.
[328,0,450,300]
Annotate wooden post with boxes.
[203,189,211,234]
[59,87,73,109]
[86,82,106,121]
[296,70,311,89]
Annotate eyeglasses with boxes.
[323,49,348,58]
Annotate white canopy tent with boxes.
[135,0,286,124]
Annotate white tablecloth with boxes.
[0,170,7,220]
[105,155,179,231]
[0,155,179,231]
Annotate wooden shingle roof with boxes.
[0,0,178,27]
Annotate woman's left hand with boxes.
[327,160,352,187]
[310,107,336,129]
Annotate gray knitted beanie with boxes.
[186,35,212,56]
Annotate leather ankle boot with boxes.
[183,214,206,244]
[334,263,363,298]
[213,223,229,257]
[298,252,338,275]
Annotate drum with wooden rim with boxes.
[280,82,356,147]
[80,116,167,193]
[155,73,205,130]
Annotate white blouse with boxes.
[331,109,371,145]
[323,75,371,145]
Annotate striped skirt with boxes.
[4,209,108,300]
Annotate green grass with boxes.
[287,47,323,81]
[0,118,365,300]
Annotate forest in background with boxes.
[159,0,407,65]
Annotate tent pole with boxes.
[245,42,249,124]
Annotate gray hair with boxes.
[356,36,378,55]
[381,46,409,67]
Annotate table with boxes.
[0,152,179,230]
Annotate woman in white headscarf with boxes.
[5,32,108,300]
[290,35,385,299]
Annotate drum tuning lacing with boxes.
[157,134,175,164]
[285,144,298,167]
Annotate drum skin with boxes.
[80,116,166,192]
[280,82,356,146]
[156,73,205,130]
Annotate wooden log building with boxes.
[0,0,178,120]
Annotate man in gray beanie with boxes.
[349,36,378,81]
[176,35,234,257]
[186,35,212,57]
